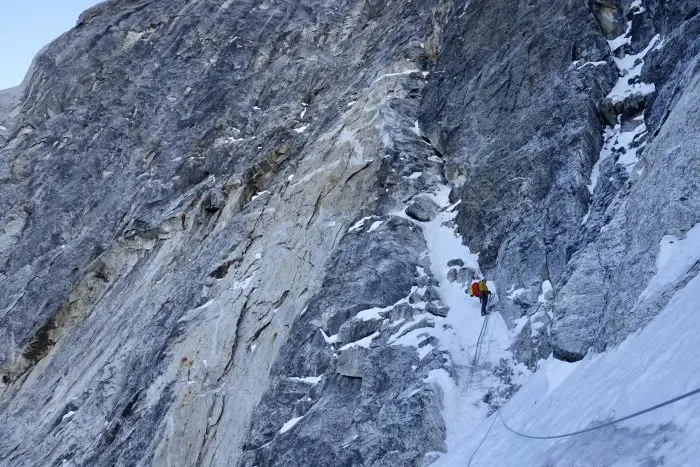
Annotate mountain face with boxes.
[1,0,699,465]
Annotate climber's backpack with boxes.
[470,282,481,298]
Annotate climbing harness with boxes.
[467,385,700,465]
[462,314,490,395]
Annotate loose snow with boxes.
[585,24,663,222]
[607,35,661,104]
[392,186,517,451]
[412,120,421,136]
[537,280,552,303]
[348,216,374,233]
[355,307,387,321]
[368,220,384,232]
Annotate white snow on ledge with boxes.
[372,69,421,84]
[288,376,323,385]
[279,416,303,433]
[347,216,374,233]
[339,331,380,351]
[537,280,552,303]
[607,34,662,104]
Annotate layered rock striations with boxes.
[1,0,699,465]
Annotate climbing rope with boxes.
[462,314,489,394]
[467,408,499,467]
[499,385,700,439]
[466,385,700,465]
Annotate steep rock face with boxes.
[420,0,617,323]
[0,0,447,465]
[1,0,699,465]
[550,0,700,360]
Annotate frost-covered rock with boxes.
[425,302,449,318]
[337,316,383,344]
[336,347,367,378]
[406,195,440,222]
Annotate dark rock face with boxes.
[421,0,617,296]
[406,195,440,222]
[1,0,699,464]
[239,217,449,466]
[550,0,700,360]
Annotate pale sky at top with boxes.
[0,1,102,89]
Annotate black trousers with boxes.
[480,294,488,315]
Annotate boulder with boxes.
[423,286,441,302]
[406,196,439,222]
[425,302,448,318]
[336,347,367,378]
[337,316,383,344]
[408,292,423,304]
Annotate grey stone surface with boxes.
[337,316,383,344]
[421,0,617,295]
[425,302,449,318]
[423,286,441,302]
[550,1,700,360]
[0,0,698,464]
[0,0,450,465]
[239,217,449,466]
[336,347,368,378]
[406,195,440,222]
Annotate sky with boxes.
[0,1,102,90]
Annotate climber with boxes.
[467,279,492,316]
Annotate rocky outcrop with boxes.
[406,195,440,222]
[550,0,700,360]
[420,0,618,319]
[0,0,447,464]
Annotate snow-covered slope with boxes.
[437,236,700,465]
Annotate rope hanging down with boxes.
[462,315,490,394]
[499,385,700,440]
[468,385,700,466]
